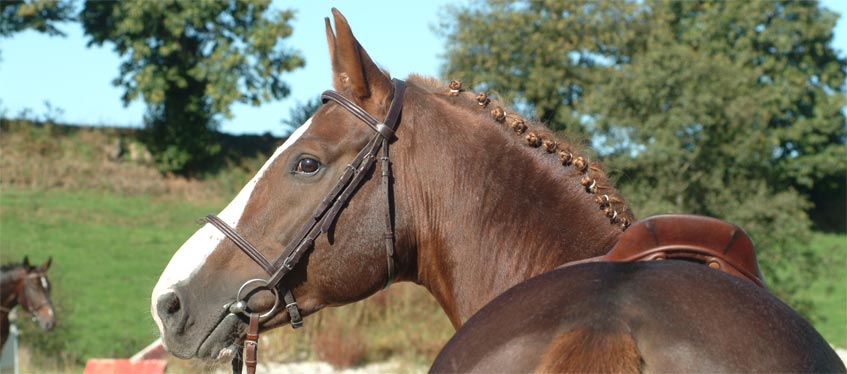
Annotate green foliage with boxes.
[79,0,305,174]
[440,0,846,318]
[0,0,75,37]
[439,1,643,135]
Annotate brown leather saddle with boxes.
[565,214,765,287]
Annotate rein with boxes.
[205,79,406,374]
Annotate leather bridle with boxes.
[204,79,406,374]
[1,272,52,322]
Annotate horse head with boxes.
[5,256,56,331]
[152,8,630,362]
[152,9,415,360]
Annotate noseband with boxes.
[204,79,406,374]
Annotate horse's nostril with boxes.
[166,295,181,315]
[157,291,184,328]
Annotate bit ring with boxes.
[233,278,280,320]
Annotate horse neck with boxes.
[398,93,623,327]
[0,269,22,311]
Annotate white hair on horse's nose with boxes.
[150,118,313,334]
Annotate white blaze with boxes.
[151,118,313,334]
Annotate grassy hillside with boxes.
[0,188,222,363]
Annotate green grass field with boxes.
[1,185,844,370]
[804,232,847,347]
[0,187,224,363]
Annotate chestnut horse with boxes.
[151,9,844,372]
[1,256,55,350]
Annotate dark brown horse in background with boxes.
[1,256,55,351]
[151,8,845,372]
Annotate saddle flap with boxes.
[606,214,765,287]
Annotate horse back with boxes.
[430,261,845,373]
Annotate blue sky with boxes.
[0,0,844,137]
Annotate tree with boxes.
[439,1,644,137]
[440,0,846,316]
[80,0,304,174]
[1,0,75,37]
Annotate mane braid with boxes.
[413,77,634,230]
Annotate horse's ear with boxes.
[327,8,393,108]
[40,257,52,271]
[22,256,30,268]
[325,16,338,88]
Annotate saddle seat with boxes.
[566,214,765,287]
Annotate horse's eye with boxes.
[295,158,321,174]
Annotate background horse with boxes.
[1,256,55,350]
[151,8,844,372]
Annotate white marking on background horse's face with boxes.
[151,119,313,334]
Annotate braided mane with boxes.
[408,75,634,230]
